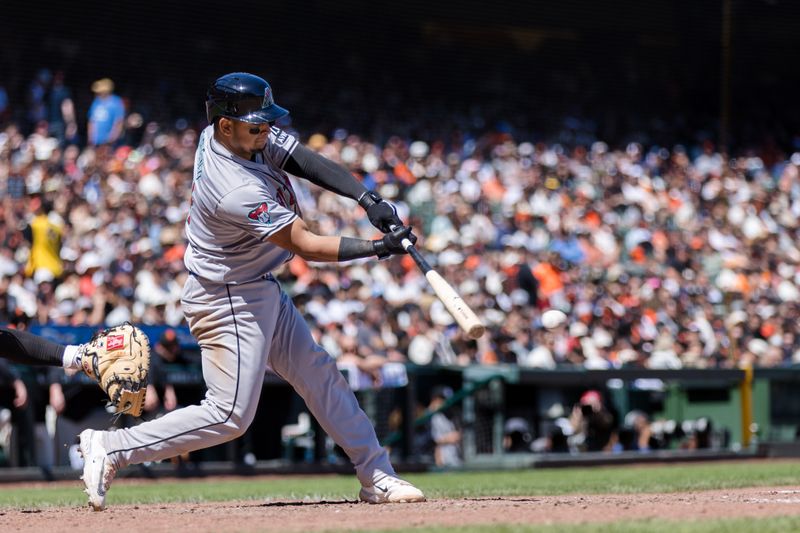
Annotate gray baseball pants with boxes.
[102,274,394,486]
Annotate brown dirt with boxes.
[3,485,800,532]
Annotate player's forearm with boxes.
[269,218,374,262]
[270,218,406,261]
[288,234,342,262]
[283,143,367,201]
[282,235,383,262]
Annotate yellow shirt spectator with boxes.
[24,212,63,280]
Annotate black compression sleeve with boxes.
[338,237,379,261]
[283,143,368,201]
[0,327,65,366]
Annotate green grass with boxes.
[3,461,800,533]
[335,516,800,533]
[419,460,800,497]
[1,460,800,509]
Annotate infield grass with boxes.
[1,460,799,532]
[1,460,800,508]
[345,517,800,533]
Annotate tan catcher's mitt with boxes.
[79,323,151,417]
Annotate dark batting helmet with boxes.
[205,72,289,124]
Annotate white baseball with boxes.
[541,309,568,329]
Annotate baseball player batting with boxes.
[78,72,426,510]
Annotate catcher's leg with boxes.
[83,277,277,509]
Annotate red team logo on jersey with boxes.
[248,202,272,225]
[106,335,125,351]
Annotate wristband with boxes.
[338,236,387,261]
[372,239,390,259]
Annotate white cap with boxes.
[569,322,589,338]
[438,249,464,266]
[747,338,769,356]
[407,335,435,365]
[33,268,55,284]
[409,141,429,159]
[76,251,103,274]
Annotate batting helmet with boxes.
[205,72,289,124]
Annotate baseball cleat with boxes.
[78,429,117,511]
[359,474,426,504]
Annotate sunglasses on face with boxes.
[246,120,276,135]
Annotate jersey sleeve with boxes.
[216,185,297,241]
[266,126,299,169]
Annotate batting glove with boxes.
[359,190,404,233]
[373,225,416,259]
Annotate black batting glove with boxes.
[359,190,403,233]
[373,225,416,259]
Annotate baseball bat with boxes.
[394,229,485,339]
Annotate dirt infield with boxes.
[3,485,800,532]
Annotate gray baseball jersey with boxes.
[100,124,395,487]
[184,125,301,283]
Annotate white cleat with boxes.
[78,429,117,511]
[359,474,426,504]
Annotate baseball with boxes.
[541,309,568,329]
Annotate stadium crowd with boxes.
[1,70,800,381]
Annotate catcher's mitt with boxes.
[79,323,150,417]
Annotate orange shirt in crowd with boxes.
[532,262,563,297]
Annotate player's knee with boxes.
[201,399,252,438]
[225,412,255,439]
[223,423,248,440]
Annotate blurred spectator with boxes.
[0,359,28,410]
[0,359,34,467]
[27,69,51,129]
[679,417,714,450]
[47,71,78,146]
[23,195,64,283]
[427,385,461,467]
[503,417,533,453]
[616,409,656,452]
[87,78,125,147]
[569,390,617,452]
[334,325,388,388]
[354,301,403,362]
[530,402,573,453]
[0,84,9,125]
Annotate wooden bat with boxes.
[397,233,485,339]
